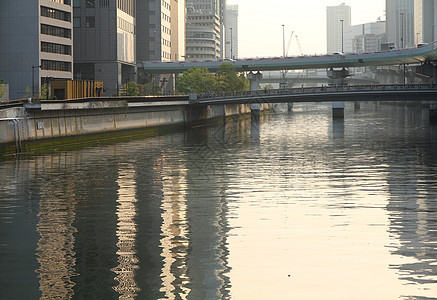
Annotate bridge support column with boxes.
[327,68,350,86]
[332,101,344,119]
[430,101,437,121]
[247,71,263,115]
[354,101,360,111]
[288,102,294,113]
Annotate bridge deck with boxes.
[140,42,437,74]
[193,84,437,105]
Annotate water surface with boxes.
[1,102,437,299]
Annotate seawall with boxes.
[0,96,271,155]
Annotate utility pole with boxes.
[32,65,41,100]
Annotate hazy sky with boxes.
[232,0,386,57]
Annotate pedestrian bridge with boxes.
[190,83,437,105]
[139,42,437,74]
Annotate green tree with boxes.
[216,63,249,93]
[176,67,217,94]
[175,64,249,94]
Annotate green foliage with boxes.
[143,82,162,95]
[40,83,48,99]
[263,84,275,90]
[25,86,32,98]
[175,63,250,94]
[176,67,217,94]
[123,81,141,96]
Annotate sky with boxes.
[232,0,386,58]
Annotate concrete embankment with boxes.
[0,96,271,155]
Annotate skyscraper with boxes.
[0,0,73,100]
[326,3,351,54]
[414,0,437,44]
[225,3,238,59]
[73,0,136,96]
[386,0,415,48]
[185,0,226,60]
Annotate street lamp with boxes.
[282,24,285,57]
[340,19,344,53]
[400,12,404,49]
[32,64,41,100]
[230,27,233,59]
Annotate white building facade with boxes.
[414,0,437,44]
[326,3,351,54]
[386,0,415,48]
[344,21,386,53]
[224,3,238,59]
[185,0,225,60]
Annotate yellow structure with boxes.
[51,80,103,100]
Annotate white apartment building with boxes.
[386,0,415,48]
[224,3,238,59]
[414,0,437,44]
[185,0,225,60]
[0,0,73,100]
[326,3,351,54]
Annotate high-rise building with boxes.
[137,0,185,62]
[224,3,238,59]
[386,0,415,48]
[170,0,186,62]
[0,0,73,100]
[185,0,225,60]
[414,0,437,44]
[73,0,136,96]
[326,3,351,54]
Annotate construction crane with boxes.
[295,35,303,55]
[286,31,295,57]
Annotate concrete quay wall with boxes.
[0,98,270,154]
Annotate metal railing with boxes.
[197,83,437,100]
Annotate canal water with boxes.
[1,102,437,299]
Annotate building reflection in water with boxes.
[111,163,140,298]
[384,103,437,291]
[35,155,77,299]
[159,158,190,299]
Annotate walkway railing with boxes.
[197,83,437,101]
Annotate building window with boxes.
[86,16,95,28]
[41,60,72,72]
[41,6,71,22]
[73,0,80,7]
[73,17,81,27]
[86,0,95,8]
[49,0,71,4]
[41,42,72,55]
[41,24,71,38]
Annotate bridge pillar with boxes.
[332,101,344,119]
[247,71,263,114]
[430,101,437,121]
[354,101,360,111]
[288,102,294,113]
[327,68,350,86]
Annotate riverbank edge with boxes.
[0,101,272,157]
